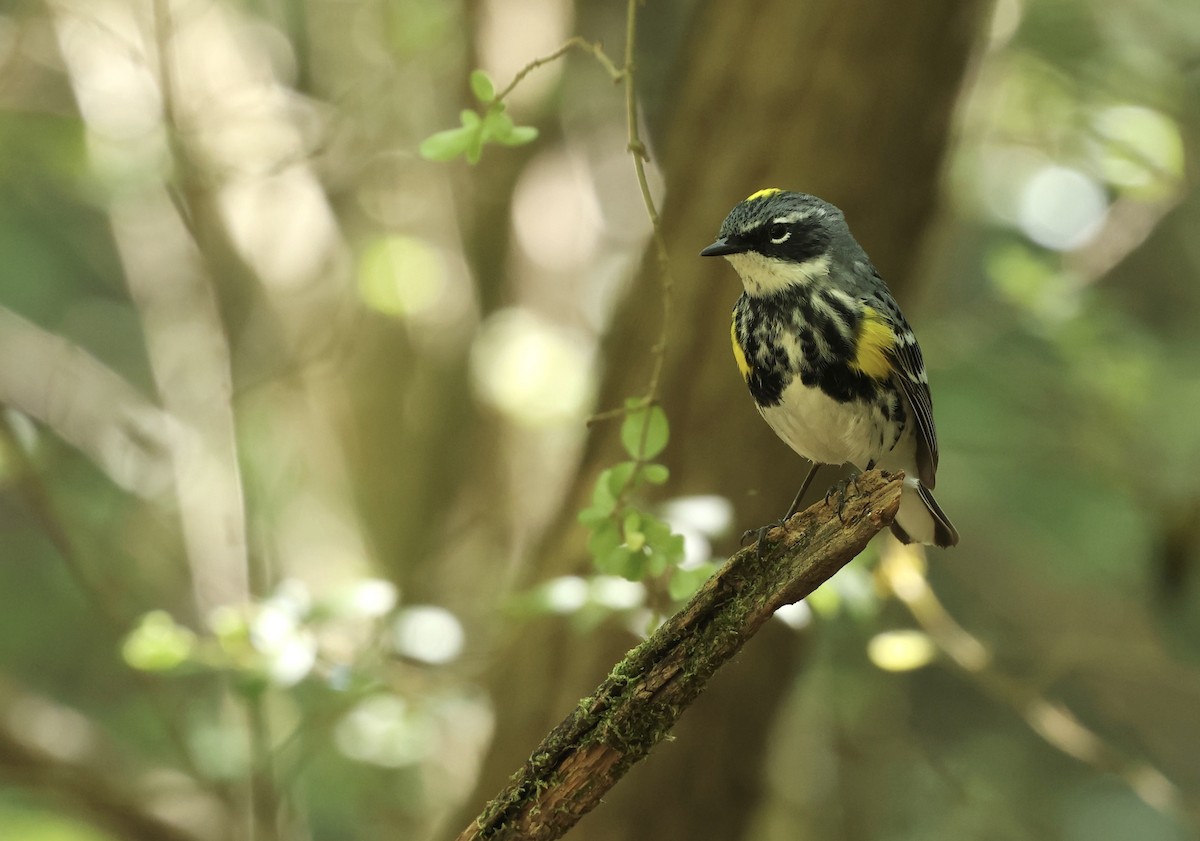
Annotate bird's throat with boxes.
[725,252,831,297]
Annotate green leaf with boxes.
[482,108,514,141]
[460,109,481,129]
[496,125,539,147]
[646,549,669,577]
[419,127,473,161]
[622,510,641,537]
[643,463,669,484]
[644,407,669,458]
[641,514,671,542]
[620,410,642,458]
[122,611,196,671]
[638,511,686,563]
[621,405,669,459]
[470,69,495,102]
[618,549,646,581]
[577,505,611,526]
[664,533,685,565]
[465,128,484,164]
[642,515,686,570]
[597,545,635,576]
[622,506,646,551]
[587,520,621,562]
[591,471,617,511]
[604,461,637,498]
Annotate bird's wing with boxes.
[876,303,939,488]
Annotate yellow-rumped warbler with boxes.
[701,188,959,547]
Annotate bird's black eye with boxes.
[768,223,790,244]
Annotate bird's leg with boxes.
[783,462,822,521]
[741,463,821,555]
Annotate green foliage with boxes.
[421,56,690,604]
[468,69,495,102]
[119,579,403,700]
[419,70,539,164]
[121,610,196,671]
[576,402,687,587]
[620,400,669,459]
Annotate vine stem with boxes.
[620,0,675,486]
[490,2,678,567]
[494,37,622,105]
[491,28,665,410]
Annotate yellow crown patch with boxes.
[744,187,782,203]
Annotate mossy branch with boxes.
[454,470,905,841]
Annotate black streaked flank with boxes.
[820,290,856,326]
[734,287,882,409]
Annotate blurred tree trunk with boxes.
[465,1,989,838]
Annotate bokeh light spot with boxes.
[392,605,464,665]
[773,601,812,630]
[1093,105,1184,195]
[358,235,446,318]
[589,576,645,610]
[511,151,602,272]
[1017,165,1108,251]
[335,695,432,768]
[542,576,590,613]
[660,495,734,538]
[470,308,595,426]
[867,629,936,672]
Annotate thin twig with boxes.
[600,0,679,546]
[622,0,672,399]
[494,37,622,105]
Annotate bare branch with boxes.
[456,471,904,841]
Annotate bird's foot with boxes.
[740,519,786,558]
[824,477,856,524]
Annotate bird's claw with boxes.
[824,478,854,524]
[741,521,783,558]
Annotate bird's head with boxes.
[700,189,848,296]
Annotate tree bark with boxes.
[456,472,903,841]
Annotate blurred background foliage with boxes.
[0,0,1199,840]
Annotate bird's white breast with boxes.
[759,379,892,469]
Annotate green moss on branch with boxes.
[456,470,904,841]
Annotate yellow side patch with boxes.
[731,319,751,380]
[853,306,895,380]
[744,187,782,203]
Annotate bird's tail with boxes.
[890,476,959,548]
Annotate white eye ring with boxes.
[770,230,791,245]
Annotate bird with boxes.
[700,188,959,548]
